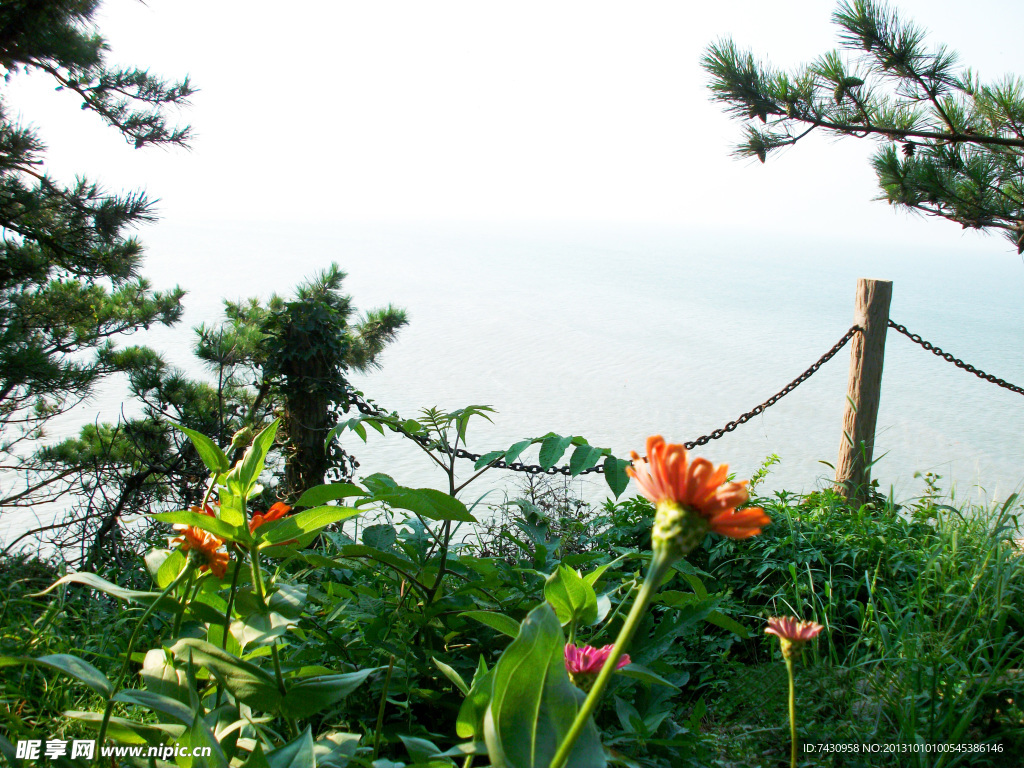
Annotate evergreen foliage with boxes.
[703,0,1024,251]
[0,0,192,505]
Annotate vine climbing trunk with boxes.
[835,278,892,503]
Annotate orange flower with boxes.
[765,616,824,660]
[249,502,292,534]
[172,525,229,579]
[627,436,770,559]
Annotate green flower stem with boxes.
[215,554,245,709]
[96,560,196,758]
[549,549,673,768]
[170,567,196,638]
[786,656,797,768]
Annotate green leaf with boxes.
[179,710,229,768]
[544,566,599,627]
[236,419,280,495]
[538,434,573,470]
[432,657,469,695]
[484,603,605,768]
[332,545,418,574]
[279,669,378,719]
[266,727,316,768]
[112,689,195,724]
[362,523,397,550]
[63,710,182,746]
[456,658,493,740]
[243,742,272,768]
[461,610,521,638]
[504,439,534,465]
[0,654,112,697]
[156,549,187,589]
[172,422,230,473]
[399,735,443,764]
[706,610,750,639]
[140,648,191,708]
[255,505,360,546]
[31,572,187,614]
[231,611,294,649]
[617,663,681,690]
[169,639,280,710]
[569,444,604,477]
[294,482,366,508]
[474,450,506,470]
[151,509,247,544]
[367,487,477,522]
[603,456,630,498]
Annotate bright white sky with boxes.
[7,0,1024,249]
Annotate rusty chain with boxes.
[888,320,1024,397]
[348,325,861,474]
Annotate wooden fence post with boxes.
[835,278,892,501]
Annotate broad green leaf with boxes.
[231,611,294,649]
[279,669,377,718]
[218,490,247,528]
[156,549,187,589]
[544,566,598,627]
[456,658,493,740]
[460,610,520,638]
[294,482,366,508]
[474,450,506,471]
[617,663,681,690]
[151,509,246,544]
[582,553,630,587]
[604,456,630,498]
[504,439,534,465]
[361,523,397,550]
[0,654,111,697]
[362,472,399,493]
[244,742,272,768]
[313,732,363,768]
[484,603,605,768]
[255,505,360,546]
[333,545,418,574]
[399,735,442,764]
[178,711,229,768]
[172,422,230,473]
[112,689,195,724]
[706,610,750,639]
[141,648,191,707]
[169,639,280,710]
[266,727,316,768]
[367,487,477,522]
[538,434,573,470]
[569,444,604,477]
[432,657,469,695]
[236,419,280,495]
[63,710,182,746]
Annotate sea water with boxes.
[3,220,1023,545]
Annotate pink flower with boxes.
[765,616,824,659]
[564,644,630,690]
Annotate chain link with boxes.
[888,320,1024,397]
[349,325,860,473]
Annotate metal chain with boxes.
[888,320,1024,397]
[348,325,861,473]
[683,325,860,448]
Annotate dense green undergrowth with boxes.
[2,470,1022,768]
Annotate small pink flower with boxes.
[765,616,824,659]
[564,644,630,690]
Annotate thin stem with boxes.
[786,656,797,768]
[96,562,195,758]
[372,656,396,761]
[215,553,245,709]
[549,549,673,768]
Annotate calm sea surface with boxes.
[4,221,1023,545]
